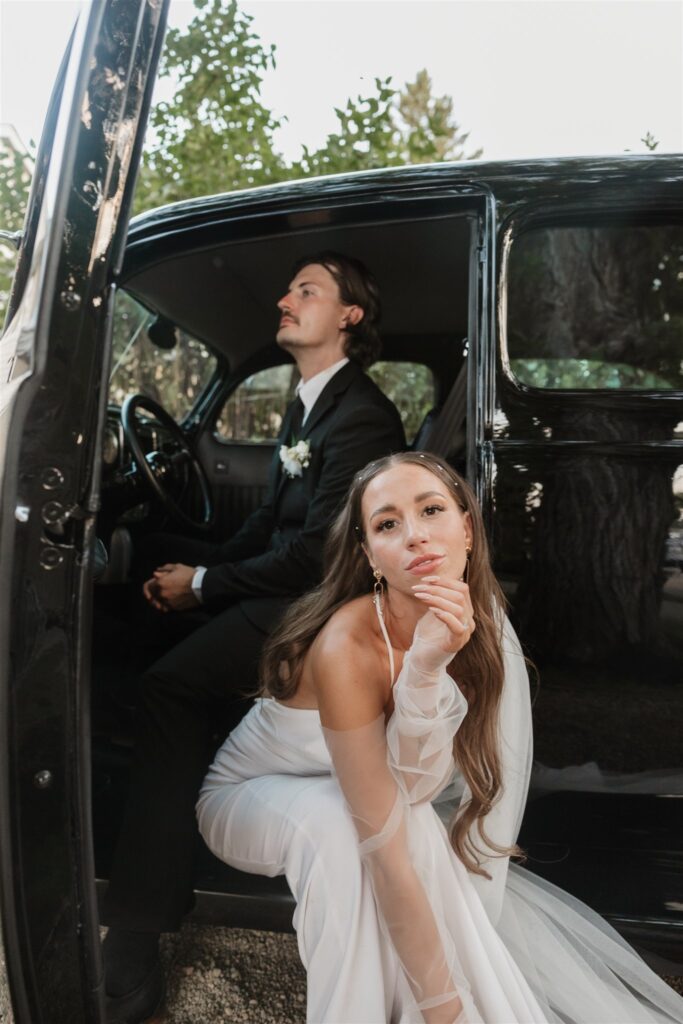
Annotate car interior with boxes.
[91,204,481,918]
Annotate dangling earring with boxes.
[371,566,396,680]
[462,545,472,584]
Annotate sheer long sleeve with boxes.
[386,634,468,804]
[430,615,534,927]
[322,637,473,1023]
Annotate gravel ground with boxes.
[0,925,307,1024]
[0,922,680,1022]
[155,925,683,1023]
[157,925,305,1024]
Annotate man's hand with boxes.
[142,563,199,612]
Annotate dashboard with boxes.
[100,404,188,525]
[102,405,178,476]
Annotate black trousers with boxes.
[101,536,281,932]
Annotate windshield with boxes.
[109,290,218,421]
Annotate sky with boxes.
[0,0,681,163]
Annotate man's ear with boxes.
[342,304,364,328]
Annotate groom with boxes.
[102,251,406,1022]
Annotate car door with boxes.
[491,174,683,962]
[0,2,169,1021]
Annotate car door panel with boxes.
[0,2,169,1021]
[197,433,275,539]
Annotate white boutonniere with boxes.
[279,438,311,479]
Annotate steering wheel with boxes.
[121,394,214,532]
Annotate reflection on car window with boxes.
[368,361,435,443]
[215,360,435,445]
[109,291,217,420]
[507,224,683,390]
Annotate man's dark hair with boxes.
[292,251,381,368]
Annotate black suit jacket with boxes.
[200,360,405,629]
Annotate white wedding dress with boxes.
[197,606,683,1024]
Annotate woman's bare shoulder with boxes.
[308,596,386,726]
[309,596,375,668]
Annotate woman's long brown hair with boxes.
[260,451,518,877]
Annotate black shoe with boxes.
[103,928,164,1024]
[104,960,165,1024]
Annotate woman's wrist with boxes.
[409,634,455,676]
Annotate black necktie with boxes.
[289,394,305,442]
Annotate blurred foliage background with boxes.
[0,0,477,427]
[132,0,480,210]
[2,0,673,425]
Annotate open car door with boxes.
[0,1,169,1020]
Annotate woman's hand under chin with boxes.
[410,576,475,670]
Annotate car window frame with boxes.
[211,355,439,448]
[499,204,683,403]
[108,287,225,428]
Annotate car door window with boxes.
[215,364,299,442]
[367,361,435,443]
[215,360,435,444]
[506,223,683,390]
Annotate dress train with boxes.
[197,611,683,1024]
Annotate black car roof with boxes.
[120,154,683,368]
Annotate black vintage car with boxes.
[0,1,681,1020]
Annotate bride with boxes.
[197,451,683,1024]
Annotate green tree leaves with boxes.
[1,0,482,323]
[396,69,483,165]
[290,70,480,178]
[132,0,482,208]
[135,0,286,210]
[292,77,400,178]
[0,130,34,325]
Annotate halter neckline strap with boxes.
[373,592,396,687]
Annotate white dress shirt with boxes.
[191,357,350,602]
[296,356,349,424]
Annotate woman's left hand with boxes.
[411,576,475,658]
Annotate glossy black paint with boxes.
[0,1,169,1021]
[491,192,682,954]
[122,153,683,270]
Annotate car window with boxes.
[109,290,217,420]
[215,360,435,444]
[215,364,299,442]
[367,361,435,443]
[506,223,683,390]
